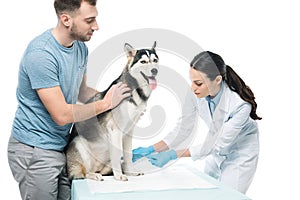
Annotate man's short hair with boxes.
[54,0,97,16]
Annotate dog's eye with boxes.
[140,60,147,64]
[153,58,158,63]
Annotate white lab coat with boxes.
[163,84,259,193]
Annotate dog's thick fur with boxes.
[66,42,159,181]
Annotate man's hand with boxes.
[103,82,131,110]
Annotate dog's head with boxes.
[124,42,159,90]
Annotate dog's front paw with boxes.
[122,162,144,176]
[114,174,128,181]
[86,172,104,181]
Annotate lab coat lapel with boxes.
[212,86,229,129]
[199,86,229,157]
[197,98,211,125]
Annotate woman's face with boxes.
[189,67,220,98]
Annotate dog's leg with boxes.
[122,133,144,176]
[100,165,112,175]
[66,139,88,180]
[109,130,128,181]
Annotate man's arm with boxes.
[77,75,98,103]
[37,82,130,126]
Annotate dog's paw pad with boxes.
[135,171,144,176]
[86,173,104,181]
[115,174,128,181]
[95,174,104,181]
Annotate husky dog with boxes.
[66,42,159,181]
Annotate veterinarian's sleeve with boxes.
[24,50,59,89]
[163,90,198,150]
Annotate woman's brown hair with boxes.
[190,51,262,120]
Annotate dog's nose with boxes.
[151,68,158,76]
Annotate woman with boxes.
[132,51,261,194]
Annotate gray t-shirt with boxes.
[12,29,88,151]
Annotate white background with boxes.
[1,0,299,199]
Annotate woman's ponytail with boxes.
[225,65,262,120]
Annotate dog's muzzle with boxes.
[140,70,158,90]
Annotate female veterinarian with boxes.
[132,51,261,194]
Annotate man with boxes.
[7,0,130,199]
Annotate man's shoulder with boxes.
[26,29,53,52]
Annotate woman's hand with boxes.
[132,146,155,162]
[147,150,177,167]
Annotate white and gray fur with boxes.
[66,42,159,181]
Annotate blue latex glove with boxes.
[147,150,177,168]
[132,146,155,162]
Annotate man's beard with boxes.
[70,24,91,42]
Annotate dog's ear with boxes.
[151,41,157,51]
[124,43,136,57]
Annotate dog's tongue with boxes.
[149,78,157,90]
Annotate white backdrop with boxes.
[1,0,299,199]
